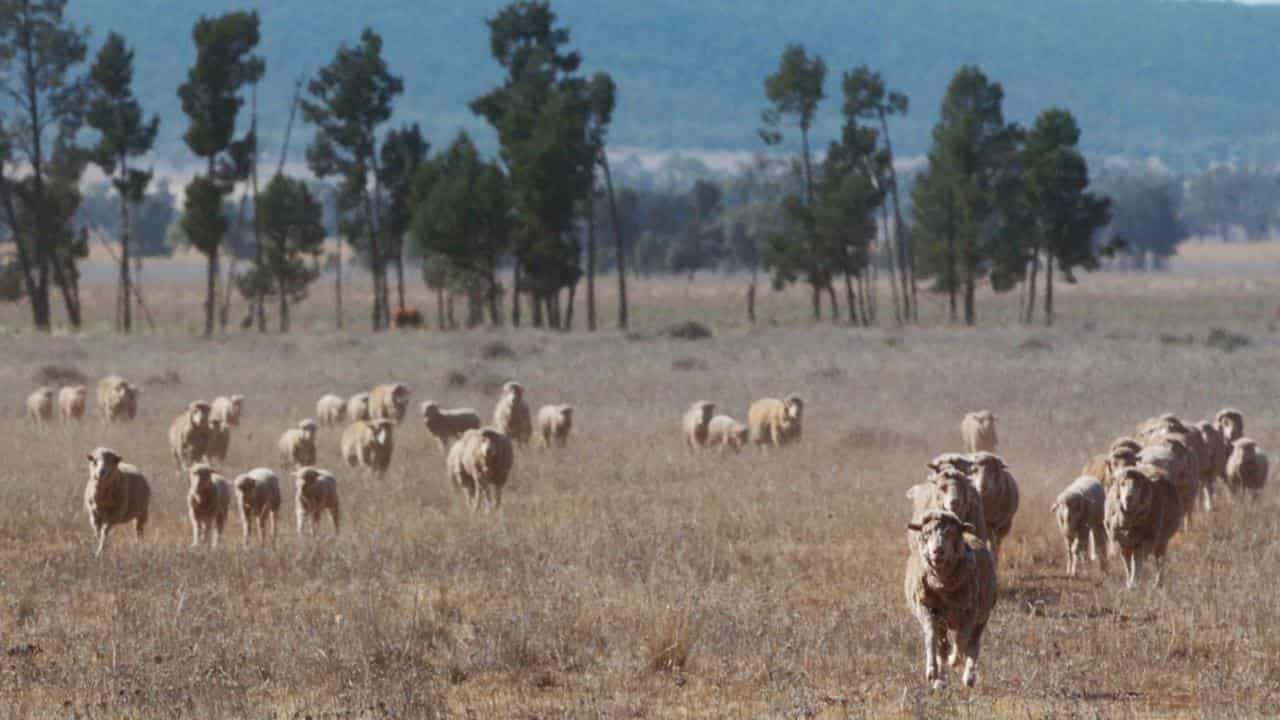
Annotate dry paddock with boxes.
[1,325,1279,719]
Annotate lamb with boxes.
[84,447,150,558]
[203,418,231,464]
[370,383,412,422]
[968,452,1020,565]
[536,404,574,448]
[1216,408,1245,444]
[1050,476,1108,577]
[907,469,989,543]
[187,464,231,548]
[210,395,244,427]
[346,392,372,422]
[1226,438,1269,499]
[316,393,348,426]
[341,419,395,475]
[682,401,716,450]
[1193,420,1227,511]
[447,427,515,513]
[96,375,139,423]
[169,401,213,475]
[278,419,319,468]
[59,385,87,423]
[294,466,341,535]
[960,411,998,453]
[1104,466,1183,589]
[706,414,749,453]
[492,381,532,445]
[421,401,482,451]
[233,468,282,548]
[26,387,55,425]
[747,394,804,448]
[904,509,997,689]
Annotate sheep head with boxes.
[907,510,975,572]
[87,447,122,484]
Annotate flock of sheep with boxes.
[22,377,1272,691]
[902,408,1269,690]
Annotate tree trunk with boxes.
[599,149,628,330]
[0,174,48,330]
[446,292,457,329]
[1044,253,1055,326]
[878,108,914,323]
[801,125,814,206]
[118,175,133,333]
[204,247,218,337]
[279,283,290,333]
[827,284,839,323]
[511,261,522,328]
[395,250,405,313]
[334,236,344,330]
[586,190,596,332]
[811,285,820,321]
[488,261,502,326]
[467,289,483,328]
[566,282,577,332]
[883,206,901,326]
[844,270,858,325]
[747,266,757,324]
[946,224,958,324]
[1024,253,1039,324]
[532,289,544,328]
[50,256,81,329]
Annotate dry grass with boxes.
[2,252,1280,717]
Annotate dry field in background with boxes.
[2,249,1280,718]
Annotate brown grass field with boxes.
[2,244,1280,718]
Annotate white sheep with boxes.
[278,419,319,468]
[1138,438,1200,527]
[187,463,231,548]
[370,383,412,422]
[26,387,55,425]
[294,466,340,536]
[747,394,803,448]
[1226,438,1269,499]
[907,468,989,543]
[447,427,515,513]
[346,392,372,422]
[421,401,482,451]
[682,401,716,450]
[59,385,87,423]
[1051,476,1108,577]
[904,509,996,689]
[203,418,231,464]
[97,375,139,423]
[169,400,212,476]
[210,394,244,427]
[341,419,395,475]
[233,468,282,548]
[84,447,150,558]
[1104,466,1183,589]
[536,404,574,448]
[968,452,1020,565]
[960,411,998,453]
[316,394,348,426]
[1193,419,1228,511]
[492,381,532,445]
[706,414,749,453]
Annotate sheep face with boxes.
[87,447,122,484]
[295,467,322,490]
[188,401,212,429]
[392,384,411,411]
[1110,436,1141,454]
[421,401,440,420]
[930,472,975,518]
[969,452,1006,488]
[189,464,217,494]
[230,395,244,420]
[784,395,804,421]
[558,405,573,421]
[235,474,255,496]
[502,382,524,402]
[373,420,394,446]
[907,510,974,570]
[300,420,318,441]
[1114,469,1155,515]
[1218,410,1244,443]
[698,402,715,425]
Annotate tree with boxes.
[177,10,264,336]
[0,0,89,331]
[237,174,325,332]
[302,28,403,330]
[86,31,159,334]
[1022,108,1111,325]
[670,179,724,281]
[760,45,826,205]
[585,72,617,332]
[1097,171,1186,269]
[380,123,429,315]
[816,129,884,326]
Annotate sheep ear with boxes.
[1049,502,1059,513]
[926,462,940,472]
[86,452,94,462]
[906,523,922,532]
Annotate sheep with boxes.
[187,464,231,548]
[26,386,55,425]
[341,419,395,475]
[1138,438,1200,527]
[1192,420,1228,511]
[1104,466,1183,589]
[346,392,372,422]
[904,509,997,689]
[1051,476,1108,577]
[1216,408,1245,444]
[960,411,998,453]
[968,452,1020,565]
[706,414,749,453]
[492,381,532,445]
[97,375,139,423]
[294,466,340,535]
[747,394,804,448]
[927,452,975,478]
[168,401,213,476]
[370,383,412,422]
[682,401,716,450]
[536,404,574,448]
[59,385,87,423]
[447,427,515,514]
[316,393,348,427]
[1226,438,1269,499]
[907,469,989,543]
[210,394,244,427]
[421,401,482,451]
[1084,439,1143,490]
[278,419,319,468]
[84,447,150,558]
[203,418,231,464]
[233,468,282,548]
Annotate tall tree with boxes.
[1097,171,1186,270]
[177,10,264,336]
[585,72,617,332]
[760,44,826,205]
[237,173,325,332]
[0,0,89,331]
[302,28,403,330]
[86,32,159,334]
[380,123,429,315]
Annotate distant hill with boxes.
[64,0,1280,170]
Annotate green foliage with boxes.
[86,32,159,198]
[180,176,228,257]
[1095,170,1186,263]
[177,11,264,163]
[237,174,325,322]
[76,181,177,257]
[1183,166,1279,242]
[1023,109,1110,281]
[760,44,827,145]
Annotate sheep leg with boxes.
[1091,526,1108,575]
[94,524,109,558]
[1066,535,1080,577]
[267,512,278,548]
[1201,481,1214,513]
[135,514,147,543]
[491,485,502,513]
[330,506,340,534]
[1152,546,1167,588]
[961,623,985,688]
[918,612,942,688]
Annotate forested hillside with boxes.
[66,0,1280,168]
